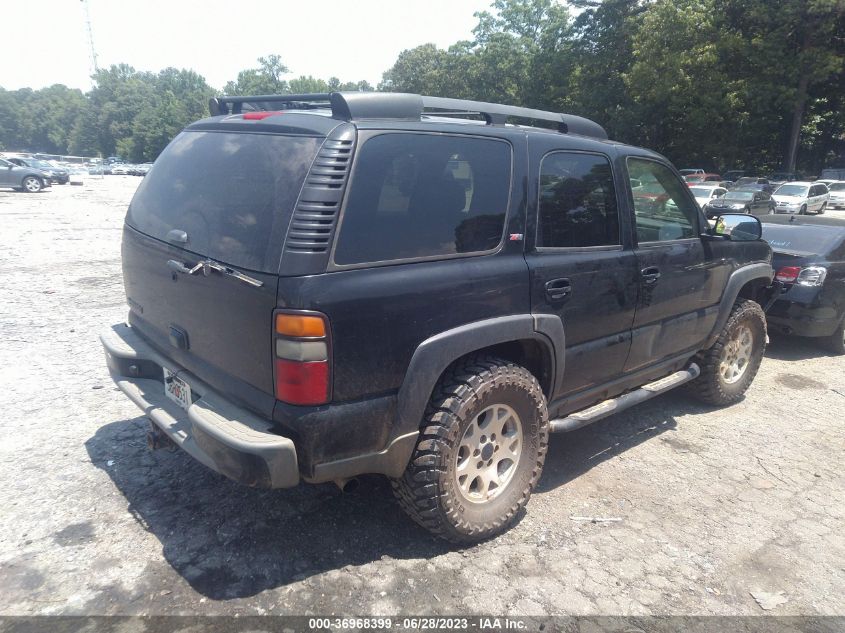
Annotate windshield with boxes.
[725,191,754,201]
[829,183,845,192]
[31,160,55,170]
[762,223,844,256]
[775,184,809,197]
[127,130,321,272]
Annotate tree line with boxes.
[1,0,844,173]
[0,55,372,162]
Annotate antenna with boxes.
[80,0,99,80]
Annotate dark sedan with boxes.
[704,188,775,219]
[733,177,774,194]
[761,216,845,353]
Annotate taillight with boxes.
[795,266,827,286]
[775,266,801,283]
[273,310,330,405]
[775,265,827,286]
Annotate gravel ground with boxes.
[1,177,843,617]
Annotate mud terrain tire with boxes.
[392,356,549,543]
[686,300,766,406]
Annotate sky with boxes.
[1,0,495,92]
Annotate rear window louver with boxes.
[285,138,353,254]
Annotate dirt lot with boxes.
[1,177,843,618]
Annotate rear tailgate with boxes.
[121,129,323,417]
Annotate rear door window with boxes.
[333,133,512,265]
[127,131,321,272]
[537,151,620,248]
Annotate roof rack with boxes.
[208,92,608,140]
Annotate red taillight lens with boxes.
[775,266,801,283]
[274,359,329,406]
[273,310,330,405]
[242,111,283,120]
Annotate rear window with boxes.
[127,131,321,272]
[333,133,511,265]
[762,223,845,255]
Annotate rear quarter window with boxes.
[333,133,512,266]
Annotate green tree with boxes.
[288,75,330,94]
[224,54,290,95]
[379,43,448,93]
[714,0,845,171]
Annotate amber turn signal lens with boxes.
[275,314,326,338]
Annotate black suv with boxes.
[102,92,774,542]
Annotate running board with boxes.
[549,363,700,434]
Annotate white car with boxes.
[827,181,845,210]
[772,181,829,215]
[689,185,727,209]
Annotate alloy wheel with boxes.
[454,404,523,503]
[719,324,754,384]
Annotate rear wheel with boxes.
[686,300,766,406]
[392,355,549,543]
[22,176,43,193]
[817,202,826,215]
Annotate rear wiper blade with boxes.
[166,258,264,288]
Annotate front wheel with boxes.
[798,205,807,215]
[768,203,776,215]
[686,300,766,406]
[22,176,43,193]
[392,355,549,543]
[744,206,752,214]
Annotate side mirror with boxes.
[711,213,762,241]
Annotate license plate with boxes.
[163,368,191,410]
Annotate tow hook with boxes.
[146,422,177,452]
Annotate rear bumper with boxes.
[100,323,300,488]
[766,300,841,338]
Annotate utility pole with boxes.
[81,0,99,82]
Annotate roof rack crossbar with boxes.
[208,92,608,139]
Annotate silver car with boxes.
[827,181,845,210]
[0,157,51,192]
[772,181,829,215]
